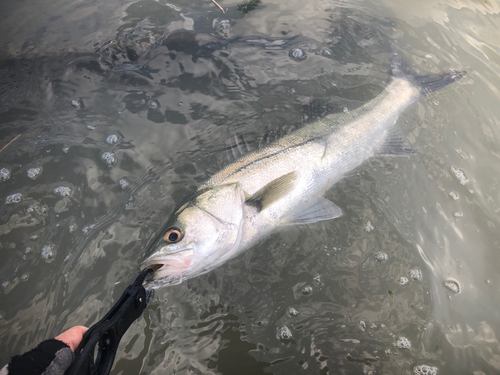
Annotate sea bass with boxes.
[141,56,464,289]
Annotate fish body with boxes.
[141,64,464,289]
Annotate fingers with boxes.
[55,325,89,352]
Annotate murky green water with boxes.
[1,0,500,374]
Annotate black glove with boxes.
[1,339,74,375]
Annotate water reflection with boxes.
[1,0,500,374]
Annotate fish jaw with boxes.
[140,248,194,288]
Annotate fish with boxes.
[141,53,465,289]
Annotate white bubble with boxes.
[277,325,293,342]
[119,178,129,190]
[41,244,55,262]
[449,191,459,200]
[148,100,159,109]
[399,276,409,286]
[342,106,349,113]
[69,224,75,233]
[364,220,374,232]
[0,168,11,181]
[20,274,29,282]
[54,186,71,197]
[71,99,83,108]
[106,133,121,146]
[101,152,117,166]
[453,211,463,218]
[359,320,367,331]
[86,124,96,130]
[444,279,460,293]
[410,268,422,281]
[301,285,313,295]
[413,364,438,375]
[63,147,69,153]
[286,307,300,317]
[451,166,468,185]
[2,281,10,289]
[27,167,42,180]
[6,193,22,204]
[396,336,411,349]
[375,252,388,262]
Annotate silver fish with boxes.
[141,56,464,289]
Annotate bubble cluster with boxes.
[106,133,121,146]
[399,276,409,286]
[119,178,129,190]
[413,364,438,375]
[277,325,293,342]
[453,212,463,218]
[286,307,300,317]
[396,336,411,349]
[0,167,11,181]
[289,48,307,61]
[375,252,388,262]
[20,274,29,282]
[364,220,374,232]
[41,244,55,262]
[27,167,42,180]
[359,320,367,331]
[444,279,460,293]
[410,268,422,281]
[451,166,468,185]
[101,152,117,166]
[449,191,459,200]
[86,124,96,130]
[5,193,22,204]
[54,186,71,197]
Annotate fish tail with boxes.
[390,51,466,96]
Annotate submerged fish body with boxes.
[141,65,464,289]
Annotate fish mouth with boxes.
[140,248,194,285]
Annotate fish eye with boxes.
[164,227,183,243]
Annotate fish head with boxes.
[141,183,247,289]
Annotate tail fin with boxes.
[390,51,466,96]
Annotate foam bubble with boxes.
[0,167,11,181]
[399,276,409,286]
[396,336,411,349]
[364,220,374,232]
[451,166,468,185]
[2,281,10,289]
[106,133,121,146]
[301,285,313,295]
[286,307,300,317]
[449,191,459,200]
[20,274,29,282]
[71,99,83,108]
[27,167,42,180]
[41,244,55,262]
[148,100,159,109]
[289,48,307,61]
[413,364,438,375]
[6,193,22,204]
[54,186,71,197]
[101,152,117,166]
[410,268,422,281]
[69,224,75,233]
[277,325,293,342]
[453,211,463,218]
[119,178,129,190]
[444,279,460,293]
[359,320,367,331]
[375,252,388,262]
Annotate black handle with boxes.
[65,268,153,375]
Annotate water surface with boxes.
[1,0,500,374]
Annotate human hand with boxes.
[55,325,88,352]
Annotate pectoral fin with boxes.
[245,172,298,212]
[280,197,342,226]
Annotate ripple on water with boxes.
[396,336,411,349]
[27,167,42,180]
[5,193,22,204]
[413,364,438,375]
[0,168,11,181]
[54,186,71,197]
